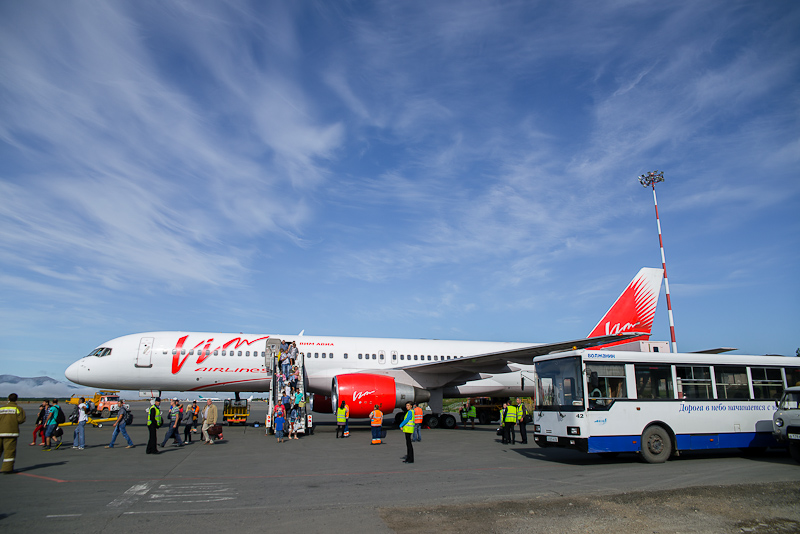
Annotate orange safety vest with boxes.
[370,410,383,426]
[413,406,423,423]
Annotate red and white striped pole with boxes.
[639,171,677,353]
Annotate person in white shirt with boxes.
[73,398,89,450]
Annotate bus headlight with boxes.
[567,426,581,436]
[534,425,541,433]
[774,418,784,428]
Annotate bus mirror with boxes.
[590,372,599,390]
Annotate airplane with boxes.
[65,267,663,424]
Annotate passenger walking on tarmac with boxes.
[0,393,26,474]
[502,400,518,445]
[369,404,383,445]
[336,400,348,438]
[274,408,285,443]
[146,397,163,454]
[516,398,529,444]
[188,400,200,434]
[182,403,195,443]
[401,402,415,463]
[72,397,88,450]
[202,398,218,444]
[411,403,423,442]
[31,400,48,446]
[42,399,62,451]
[160,399,184,448]
[106,398,134,448]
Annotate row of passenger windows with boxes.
[160,349,464,361]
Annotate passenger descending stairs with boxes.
[264,339,312,435]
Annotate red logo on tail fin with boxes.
[587,268,662,340]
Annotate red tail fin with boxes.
[587,268,663,342]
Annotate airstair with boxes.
[264,339,313,436]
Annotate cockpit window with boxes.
[87,347,112,357]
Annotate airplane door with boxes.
[265,339,281,373]
[135,337,154,368]
[391,351,398,364]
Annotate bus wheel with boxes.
[789,442,800,464]
[641,425,672,463]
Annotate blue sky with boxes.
[1,1,798,383]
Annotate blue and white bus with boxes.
[532,349,800,462]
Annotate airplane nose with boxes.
[65,360,81,383]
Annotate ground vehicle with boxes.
[66,390,121,419]
[533,349,800,463]
[223,398,250,425]
[458,397,505,425]
[773,386,800,463]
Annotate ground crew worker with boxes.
[412,403,423,442]
[502,400,518,445]
[465,402,477,430]
[369,404,383,444]
[516,397,529,444]
[401,402,415,463]
[336,400,347,438]
[0,393,26,474]
[146,397,162,455]
[343,402,350,437]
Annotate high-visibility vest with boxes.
[401,411,415,433]
[147,405,162,426]
[413,406,423,423]
[336,407,347,424]
[345,404,350,418]
[370,410,383,426]
[504,405,518,423]
[467,406,476,418]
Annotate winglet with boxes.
[587,268,663,341]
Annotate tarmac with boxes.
[1,401,799,534]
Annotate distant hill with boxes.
[0,374,80,399]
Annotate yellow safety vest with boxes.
[401,411,415,433]
[336,407,347,424]
[504,405,518,423]
[147,405,162,426]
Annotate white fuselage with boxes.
[65,331,537,398]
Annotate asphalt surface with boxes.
[2,401,799,534]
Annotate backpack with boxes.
[68,405,79,424]
[55,405,66,425]
[124,406,133,425]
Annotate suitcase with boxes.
[208,423,224,439]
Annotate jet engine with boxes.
[331,373,430,418]
[311,394,332,414]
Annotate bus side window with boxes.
[587,363,626,410]
[714,366,749,399]
[787,369,800,388]
[634,364,674,399]
[675,366,712,399]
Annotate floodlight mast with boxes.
[639,170,677,353]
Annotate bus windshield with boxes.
[535,356,584,412]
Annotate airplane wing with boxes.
[401,332,645,375]
[690,347,737,354]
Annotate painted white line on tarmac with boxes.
[107,481,158,508]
